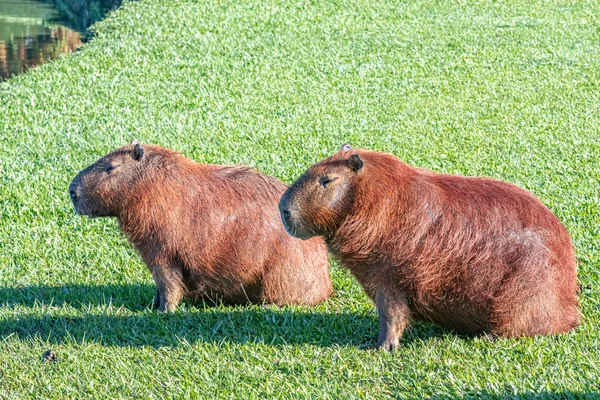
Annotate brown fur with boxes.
[69,140,332,311]
[279,145,580,350]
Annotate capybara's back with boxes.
[69,140,332,311]
[279,145,579,349]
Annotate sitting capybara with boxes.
[69,140,332,311]
[279,145,580,350]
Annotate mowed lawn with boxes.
[1,0,599,397]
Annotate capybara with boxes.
[69,140,332,311]
[279,145,580,350]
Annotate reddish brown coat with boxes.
[279,146,579,349]
[70,141,332,311]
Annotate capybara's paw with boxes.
[156,305,169,313]
[157,302,178,313]
[375,338,400,351]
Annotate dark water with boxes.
[0,0,122,81]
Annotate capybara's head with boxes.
[69,139,147,217]
[279,144,364,240]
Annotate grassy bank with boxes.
[0,0,599,397]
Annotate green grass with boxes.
[1,0,599,397]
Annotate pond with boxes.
[0,0,122,81]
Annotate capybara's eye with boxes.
[319,176,337,187]
[105,165,117,174]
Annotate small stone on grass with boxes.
[42,350,57,362]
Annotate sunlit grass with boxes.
[0,0,599,398]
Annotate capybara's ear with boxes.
[130,138,140,147]
[132,142,145,161]
[348,154,364,172]
[340,144,352,151]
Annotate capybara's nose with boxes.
[281,208,291,222]
[69,184,79,202]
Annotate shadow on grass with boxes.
[452,391,600,400]
[0,283,156,311]
[0,283,448,348]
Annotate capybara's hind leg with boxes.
[151,261,184,312]
[491,279,558,337]
[492,290,579,338]
[375,285,411,351]
[261,254,332,306]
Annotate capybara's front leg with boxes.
[152,289,161,310]
[151,261,184,312]
[375,286,410,351]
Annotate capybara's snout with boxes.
[68,166,102,217]
[278,191,295,236]
[68,176,82,210]
[278,190,315,240]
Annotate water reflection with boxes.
[0,0,122,80]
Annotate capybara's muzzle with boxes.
[68,174,85,215]
[278,191,314,240]
[69,182,79,206]
[278,195,294,236]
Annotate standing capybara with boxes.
[279,145,580,350]
[69,140,332,311]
